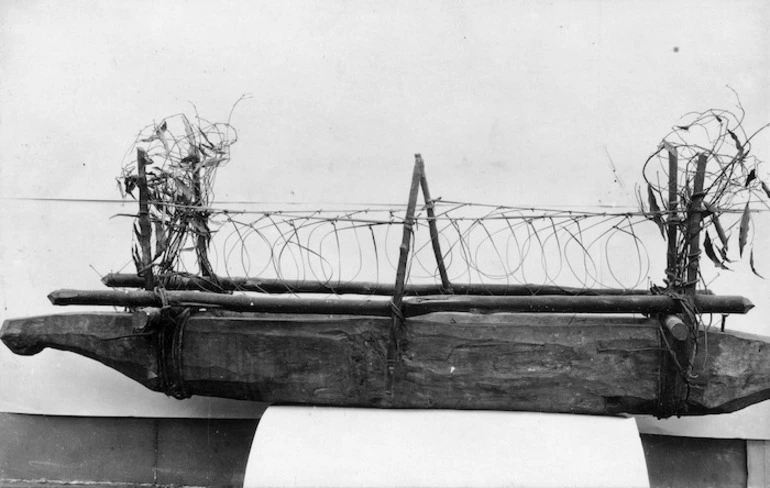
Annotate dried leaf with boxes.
[704,232,730,270]
[746,169,756,187]
[153,220,167,258]
[132,245,142,274]
[761,181,770,199]
[202,156,226,167]
[199,129,215,149]
[739,202,751,258]
[706,205,729,251]
[189,219,210,236]
[750,249,764,279]
[124,176,137,197]
[182,116,196,144]
[181,116,198,157]
[647,184,665,238]
[180,155,200,166]
[719,244,732,263]
[707,205,733,263]
[681,183,691,204]
[172,177,196,200]
[727,128,744,157]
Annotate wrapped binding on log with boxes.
[156,308,191,400]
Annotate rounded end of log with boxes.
[662,315,689,341]
[0,319,45,355]
[132,308,162,331]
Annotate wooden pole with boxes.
[387,155,424,388]
[192,156,214,278]
[403,294,753,316]
[666,146,679,285]
[659,152,708,417]
[103,273,687,297]
[51,288,392,315]
[686,154,708,294]
[662,315,688,341]
[136,149,154,290]
[419,158,452,294]
[393,156,424,309]
[48,289,754,316]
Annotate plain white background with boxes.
[245,408,650,487]
[1,0,769,438]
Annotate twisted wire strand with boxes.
[128,203,657,294]
[116,105,769,300]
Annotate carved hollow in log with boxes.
[2,311,769,417]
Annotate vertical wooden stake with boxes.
[393,155,424,309]
[192,159,213,278]
[419,157,453,294]
[658,153,708,418]
[137,148,154,290]
[666,146,679,285]
[686,154,708,294]
[387,155,424,396]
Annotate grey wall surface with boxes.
[0,413,259,487]
[0,413,752,488]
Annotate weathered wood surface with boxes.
[48,289,754,316]
[2,312,769,417]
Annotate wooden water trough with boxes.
[1,294,768,418]
[3,153,770,419]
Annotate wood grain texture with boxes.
[2,312,769,416]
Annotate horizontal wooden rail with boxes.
[102,273,712,297]
[49,289,753,316]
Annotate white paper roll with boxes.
[244,407,649,488]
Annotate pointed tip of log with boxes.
[742,297,755,313]
[48,289,79,305]
[101,274,111,286]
